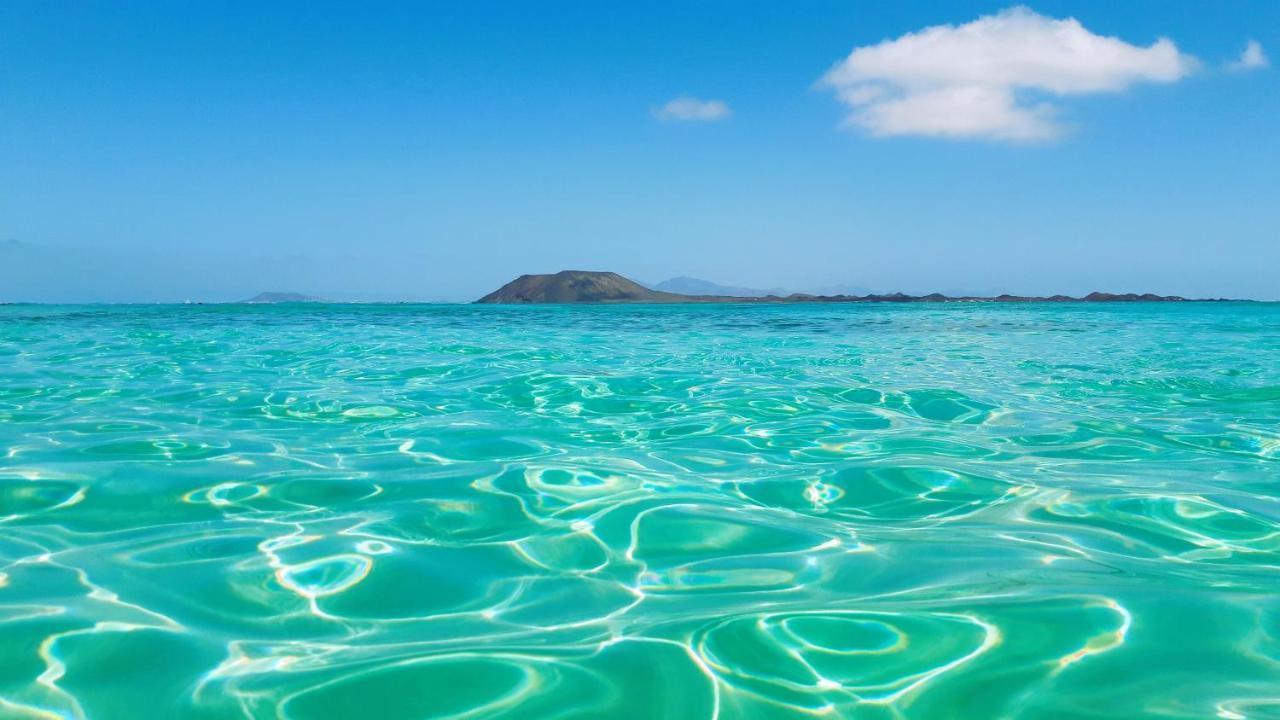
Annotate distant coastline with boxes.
[241,292,322,304]
[475,271,1244,304]
[0,277,1261,305]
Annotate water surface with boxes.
[2,302,1278,718]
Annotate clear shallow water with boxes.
[1,302,1278,719]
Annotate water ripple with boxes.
[1,302,1278,718]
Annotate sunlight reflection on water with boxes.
[1,302,1278,718]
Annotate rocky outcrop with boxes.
[476,271,1228,304]
[476,271,689,303]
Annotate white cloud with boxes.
[818,6,1197,141]
[1228,40,1268,71]
[652,96,732,122]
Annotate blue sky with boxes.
[1,1,1276,302]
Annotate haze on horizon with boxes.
[2,1,1277,303]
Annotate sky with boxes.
[1,1,1277,302]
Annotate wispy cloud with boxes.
[1228,40,1269,71]
[652,96,732,122]
[818,6,1197,142]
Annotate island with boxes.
[475,271,1229,304]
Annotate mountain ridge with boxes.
[653,276,790,298]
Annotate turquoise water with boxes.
[1,302,1278,719]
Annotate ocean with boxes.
[1,302,1278,718]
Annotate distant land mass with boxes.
[476,271,1234,304]
[477,271,686,303]
[242,292,322,304]
[654,276,791,298]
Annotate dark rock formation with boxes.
[476,271,689,304]
[477,271,1231,304]
[1082,292,1187,302]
